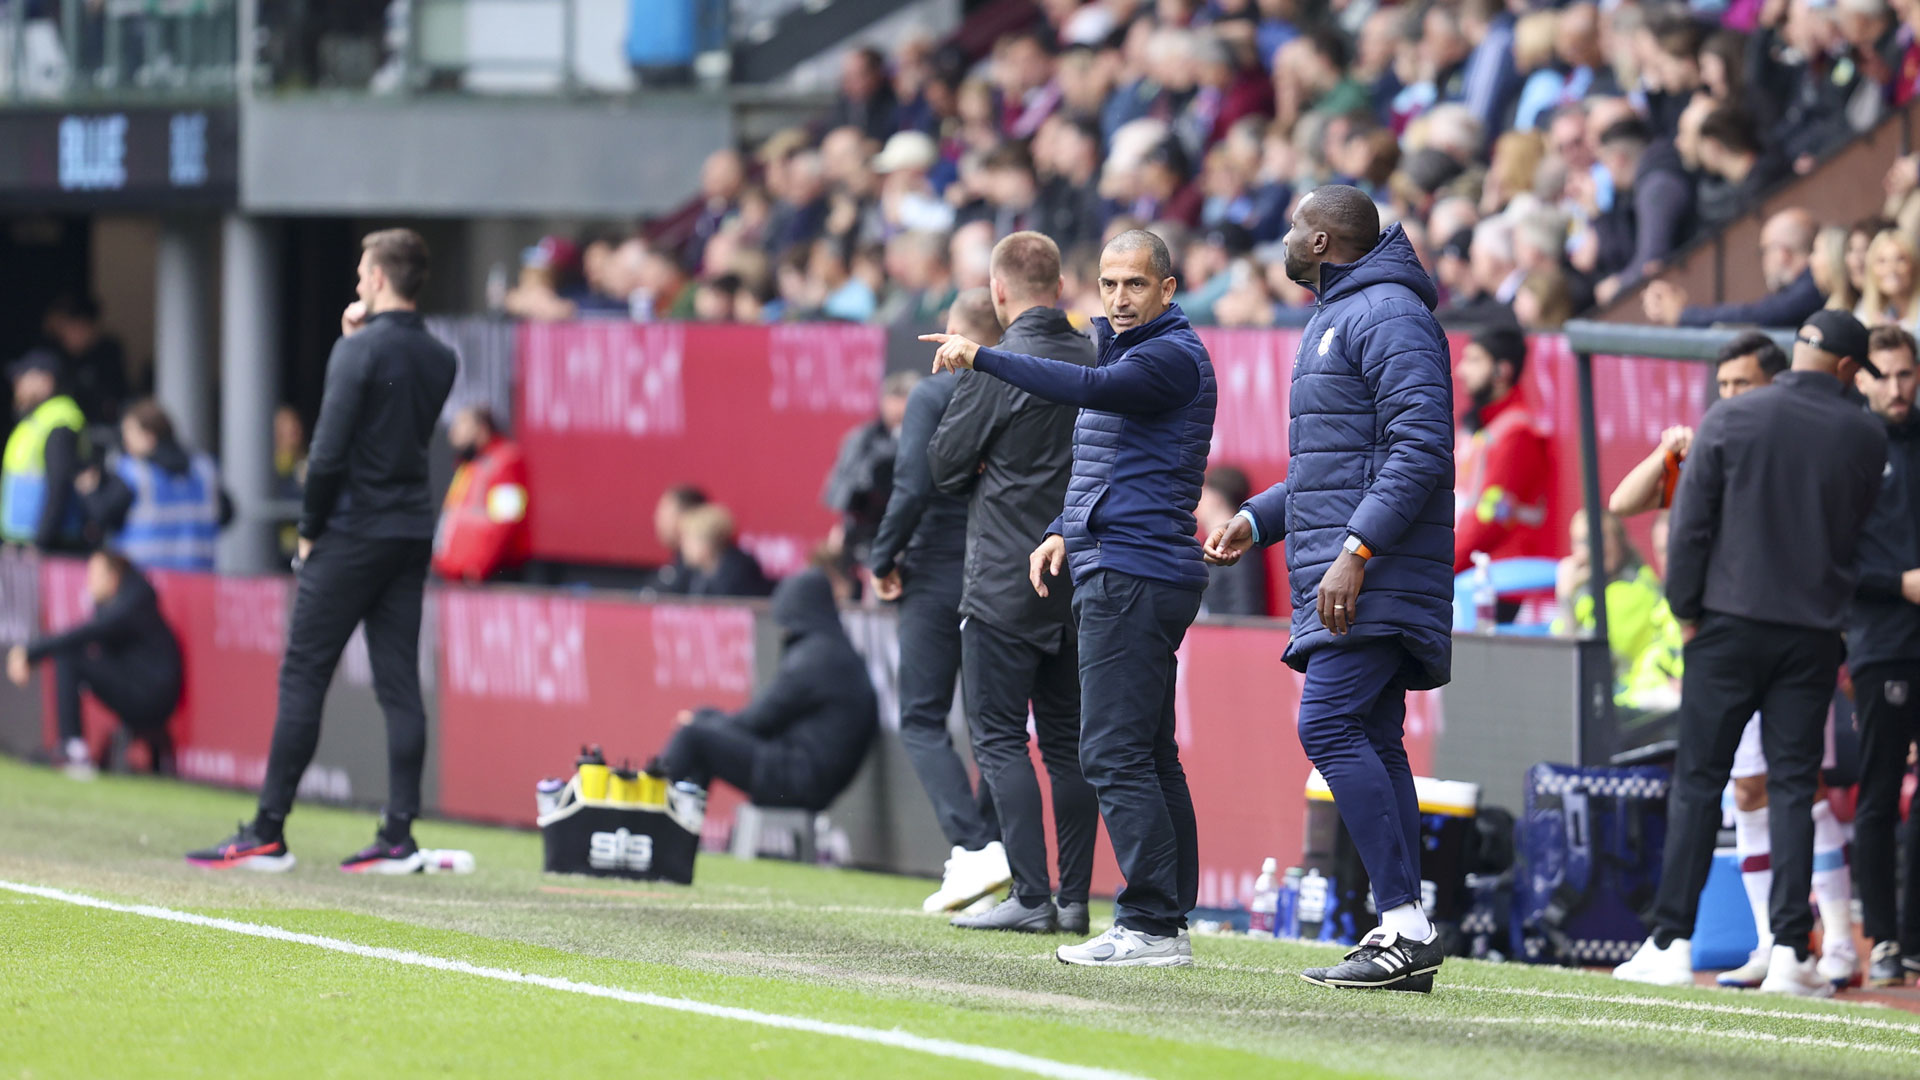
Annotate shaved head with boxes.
[946,286,1002,344]
[1283,184,1383,288]
[1098,229,1179,331]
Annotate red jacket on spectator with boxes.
[1453,391,1553,572]
[433,437,531,582]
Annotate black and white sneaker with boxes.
[1301,928,1444,992]
[339,835,424,874]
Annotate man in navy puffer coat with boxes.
[1207,186,1455,991]
[925,229,1216,968]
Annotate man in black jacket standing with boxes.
[1848,325,1920,987]
[927,232,1099,936]
[8,551,181,777]
[187,229,457,875]
[869,288,1009,915]
[1616,309,1887,995]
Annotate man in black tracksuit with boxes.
[657,569,877,809]
[187,229,457,875]
[8,550,181,773]
[1847,325,1920,986]
[927,233,1098,936]
[868,289,1007,914]
[1621,309,1886,993]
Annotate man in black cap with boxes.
[1616,308,1888,996]
[1453,324,1552,575]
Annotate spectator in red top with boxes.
[1453,325,1553,572]
[432,407,530,584]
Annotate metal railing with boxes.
[1,0,237,103]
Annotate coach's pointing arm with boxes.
[922,334,1199,413]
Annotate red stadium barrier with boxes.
[516,321,886,573]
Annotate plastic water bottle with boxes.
[1249,857,1280,936]
[418,849,475,874]
[1297,869,1329,941]
[1278,867,1303,938]
[1471,551,1497,633]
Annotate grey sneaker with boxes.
[1870,941,1906,988]
[1056,925,1193,967]
[1056,901,1090,936]
[952,896,1057,933]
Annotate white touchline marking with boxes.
[1206,960,1920,1035]
[1253,1009,1920,1056]
[0,880,1144,1080]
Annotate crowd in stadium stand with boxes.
[499,0,1920,330]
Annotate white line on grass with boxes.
[1249,1008,1920,1056]
[1205,959,1920,1036]
[0,880,1144,1080]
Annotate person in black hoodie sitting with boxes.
[678,503,774,599]
[656,569,877,810]
[7,550,182,776]
[1592,117,1696,305]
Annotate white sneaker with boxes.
[1818,935,1859,989]
[1056,925,1193,967]
[921,842,1013,914]
[1760,944,1835,997]
[1716,943,1772,989]
[61,737,96,781]
[1612,936,1693,986]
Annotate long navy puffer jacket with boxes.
[1240,224,1456,689]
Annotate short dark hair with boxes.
[1304,184,1382,258]
[362,228,431,301]
[980,141,1036,178]
[90,549,133,582]
[991,231,1063,300]
[1103,229,1175,282]
[123,399,175,445]
[1868,324,1918,365]
[1305,27,1350,69]
[1204,464,1252,507]
[1473,324,1529,380]
[1717,330,1788,377]
[662,484,708,511]
[1597,117,1654,153]
[1698,107,1760,158]
[45,294,101,323]
[463,406,501,439]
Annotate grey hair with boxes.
[1103,229,1175,281]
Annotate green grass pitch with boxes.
[2,756,1916,1079]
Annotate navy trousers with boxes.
[1296,638,1423,914]
[1073,569,1203,937]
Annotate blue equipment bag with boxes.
[1514,762,1669,965]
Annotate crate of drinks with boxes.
[536,746,703,884]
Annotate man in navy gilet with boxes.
[1207,185,1456,991]
[924,229,1216,967]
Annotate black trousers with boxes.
[1072,569,1203,936]
[1649,613,1840,954]
[895,556,998,852]
[962,616,1096,906]
[1852,661,1920,952]
[257,534,431,828]
[56,651,176,772]
[661,719,762,794]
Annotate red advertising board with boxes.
[516,321,885,574]
[434,589,758,844]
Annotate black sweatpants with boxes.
[961,617,1095,906]
[56,652,177,772]
[257,534,431,830]
[895,555,998,852]
[1649,613,1841,955]
[1852,661,1920,952]
[660,720,762,794]
[1072,569,1203,937]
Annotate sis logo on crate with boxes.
[588,828,655,873]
